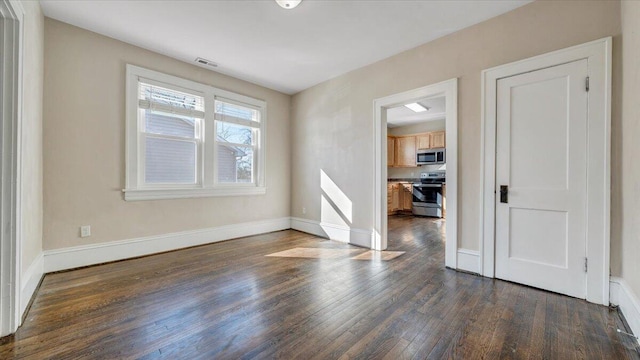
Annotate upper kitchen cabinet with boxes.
[414,131,445,150]
[416,134,430,150]
[395,136,416,167]
[430,131,446,148]
[387,136,396,166]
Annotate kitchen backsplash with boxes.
[388,164,446,179]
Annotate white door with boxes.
[495,59,588,298]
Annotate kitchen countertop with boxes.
[388,178,420,183]
[388,178,446,185]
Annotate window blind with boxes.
[139,82,205,119]
[139,81,203,184]
[214,99,260,128]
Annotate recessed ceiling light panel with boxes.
[404,103,429,113]
[276,0,302,9]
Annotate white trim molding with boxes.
[0,0,24,337]
[456,249,480,274]
[20,252,43,317]
[44,218,291,273]
[373,78,458,268]
[610,277,640,339]
[123,186,266,201]
[291,217,373,248]
[480,37,612,305]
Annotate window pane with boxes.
[217,145,253,183]
[145,110,196,138]
[145,137,196,184]
[215,100,258,122]
[216,121,253,145]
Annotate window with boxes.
[124,65,266,200]
[214,100,260,184]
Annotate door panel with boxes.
[509,77,568,190]
[495,59,588,299]
[508,208,567,267]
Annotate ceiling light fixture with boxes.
[276,0,302,9]
[404,103,430,113]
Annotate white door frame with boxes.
[373,78,458,268]
[0,0,23,336]
[480,38,612,305]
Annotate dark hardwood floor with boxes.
[0,215,638,359]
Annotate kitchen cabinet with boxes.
[388,182,412,214]
[414,131,446,150]
[401,183,413,210]
[387,136,396,166]
[430,131,446,148]
[395,136,416,167]
[388,131,445,168]
[416,134,430,150]
[389,183,400,213]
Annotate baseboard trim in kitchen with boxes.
[457,249,480,274]
[290,217,373,248]
[610,277,640,340]
[43,217,292,273]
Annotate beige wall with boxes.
[21,1,44,273]
[291,0,621,251]
[43,19,291,250]
[619,0,640,300]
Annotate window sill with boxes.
[123,186,266,201]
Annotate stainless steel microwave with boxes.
[417,148,445,165]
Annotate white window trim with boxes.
[124,65,267,201]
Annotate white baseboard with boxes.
[290,217,373,248]
[44,217,291,273]
[457,249,480,274]
[21,252,44,316]
[610,277,640,339]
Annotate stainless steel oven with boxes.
[412,171,445,218]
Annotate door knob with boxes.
[500,185,509,203]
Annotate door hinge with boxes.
[584,257,588,272]
[586,76,590,92]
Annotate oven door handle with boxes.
[413,184,443,188]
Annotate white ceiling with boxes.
[387,96,445,128]
[40,0,532,95]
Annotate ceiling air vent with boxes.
[195,57,218,68]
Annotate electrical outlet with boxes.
[302,207,306,214]
[80,225,91,238]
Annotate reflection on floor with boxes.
[266,247,406,261]
[350,250,405,261]
[266,247,363,259]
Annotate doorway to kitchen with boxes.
[373,79,458,269]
